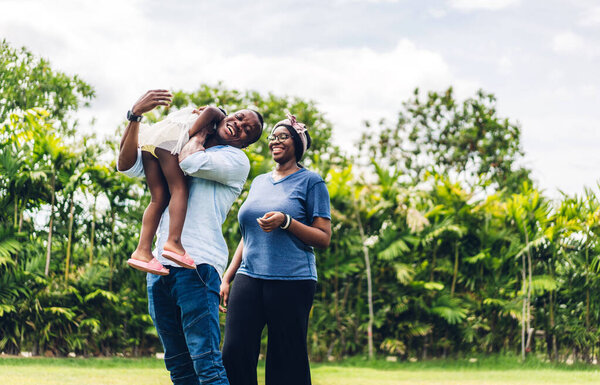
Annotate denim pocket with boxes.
[194,265,207,286]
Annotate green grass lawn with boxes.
[1,355,600,385]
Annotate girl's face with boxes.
[268,126,295,164]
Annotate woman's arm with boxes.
[219,238,244,312]
[257,213,331,249]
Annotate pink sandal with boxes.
[162,249,196,269]
[127,257,170,275]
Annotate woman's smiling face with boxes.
[269,125,296,163]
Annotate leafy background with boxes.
[1,40,599,364]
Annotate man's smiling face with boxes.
[215,109,262,148]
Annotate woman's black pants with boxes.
[222,274,316,385]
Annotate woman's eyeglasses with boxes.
[267,133,291,143]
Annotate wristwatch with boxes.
[127,110,143,122]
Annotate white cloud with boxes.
[498,56,512,74]
[520,114,600,198]
[580,6,600,26]
[551,31,587,54]
[134,40,474,148]
[428,7,447,19]
[2,0,598,199]
[580,85,598,97]
[334,0,400,3]
[448,0,520,11]
[0,1,474,150]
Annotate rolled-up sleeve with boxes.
[179,146,250,190]
[117,149,145,178]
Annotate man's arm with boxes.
[117,90,172,171]
[219,238,244,312]
[179,147,250,189]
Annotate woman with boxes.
[220,114,331,385]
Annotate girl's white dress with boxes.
[138,107,198,157]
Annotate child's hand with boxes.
[192,106,226,121]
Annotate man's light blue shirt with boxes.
[118,146,250,277]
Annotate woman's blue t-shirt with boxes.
[237,168,331,281]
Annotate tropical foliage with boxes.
[1,40,600,364]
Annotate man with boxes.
[118,89,263,385]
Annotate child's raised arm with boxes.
[189,106,226,138]
[178,106,226,163]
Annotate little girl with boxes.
[127,106,226,275]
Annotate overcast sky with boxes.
[1,0,598,197]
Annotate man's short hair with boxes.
[245,109,264,146]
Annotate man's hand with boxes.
[179,135,206,163]
[118,89,171,171]
[131,89,173,115]
[257,212,286,232]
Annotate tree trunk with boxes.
[340,280,350,356]
[521,255,526,361]
[549,255,558,362]
[15,199,23,264]
[526,236,533,352]
[65,196,75,281]
[89,194,97,266]
[451,240,459,296]
[521,222,533,360]
[109,209,116,291]
[430,243,437,282]
[18,209,23,232]
[353,199,374,360]
[13,197,18,228]
[44,173,56,276]
[549,289,557,361]
[585,247,590,330]
[525,231,534,351]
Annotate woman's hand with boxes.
[219,280,230,313]
[256,211,286,232]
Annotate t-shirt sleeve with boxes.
[179,146,250,190]
[305,180,331,223]
[116,148,145,178]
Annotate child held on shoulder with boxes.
[127,104,226,275]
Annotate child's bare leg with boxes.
[156,148,188,255]
[131,151,170,262]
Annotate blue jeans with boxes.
[147,264,229,385]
